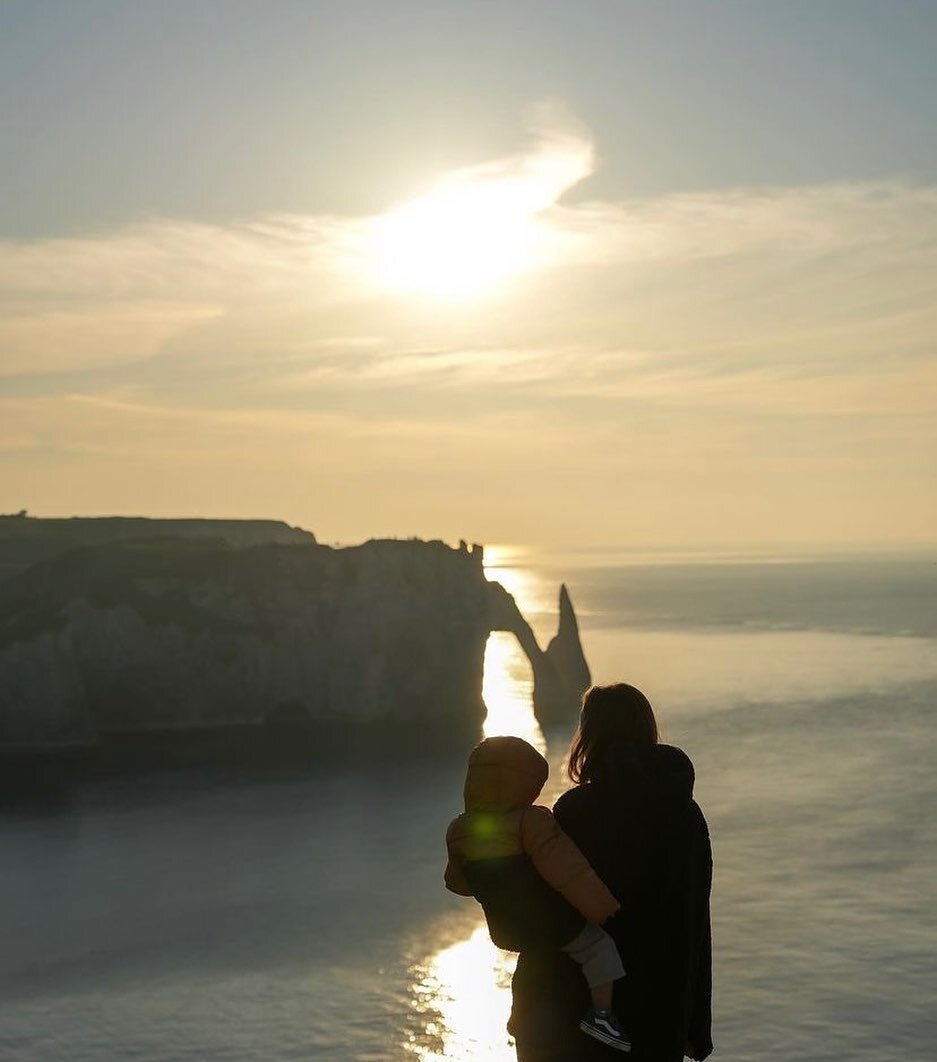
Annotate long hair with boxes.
[567,683,659,784]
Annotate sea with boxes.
[1,546,935,1062]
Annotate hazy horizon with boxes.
[4,512,936,559]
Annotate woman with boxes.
[509,684,713,1062]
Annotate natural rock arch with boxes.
[486,581,591,727]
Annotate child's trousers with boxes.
[560,923,625,988]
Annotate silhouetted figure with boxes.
[509,685,713,1062]
[445,736,631,1052]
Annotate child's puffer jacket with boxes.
[445,735,620,926]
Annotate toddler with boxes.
[445,735,630,1052]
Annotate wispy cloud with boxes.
[1,112,935,543]
[1,165,933,396]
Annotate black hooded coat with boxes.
[509,744,713,1062]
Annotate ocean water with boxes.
[2,549,936,1061]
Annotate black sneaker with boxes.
[579,1008,632,1052]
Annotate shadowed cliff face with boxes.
[0,529,590,751]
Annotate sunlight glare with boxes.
[371,181,540,300]
[482,632,545,753]
[365,130,592,301]
[406,926,516,1061]
[484,545,554,627]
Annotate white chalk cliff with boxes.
[0,520,590,750]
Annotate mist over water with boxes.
[2,551,935,1061]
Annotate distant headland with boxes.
[0,515,589,773]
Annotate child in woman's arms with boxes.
[445,735,630,1053]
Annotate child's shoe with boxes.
[579,1008,631,1052]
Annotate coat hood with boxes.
[463,736,549,812]
[597,742,696,811]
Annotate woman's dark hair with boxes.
[567,683,658,784]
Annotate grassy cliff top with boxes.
[0,515,317,581]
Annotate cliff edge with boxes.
[0,514,315,582]
[0,523,590,754]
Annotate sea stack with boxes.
[542,584,592,720]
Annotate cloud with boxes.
[1,112,935,545]
[0,302,221,377]
[0,154,933,399]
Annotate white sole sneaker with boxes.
[579,1016,632,1053]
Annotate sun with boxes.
[367,175,546,301]
[357,125,594,302]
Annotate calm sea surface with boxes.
[2,548,936,1061]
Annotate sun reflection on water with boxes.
[482,547,547,753]
[482,632,545,754]
[483,545,554,628]
[405,926,517,1061]
[403,554,557,1059]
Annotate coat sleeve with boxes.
[687,803,714,1060]
[520,805,620,924]
[444,819,474,897]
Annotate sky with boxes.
[1,0,935,549]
